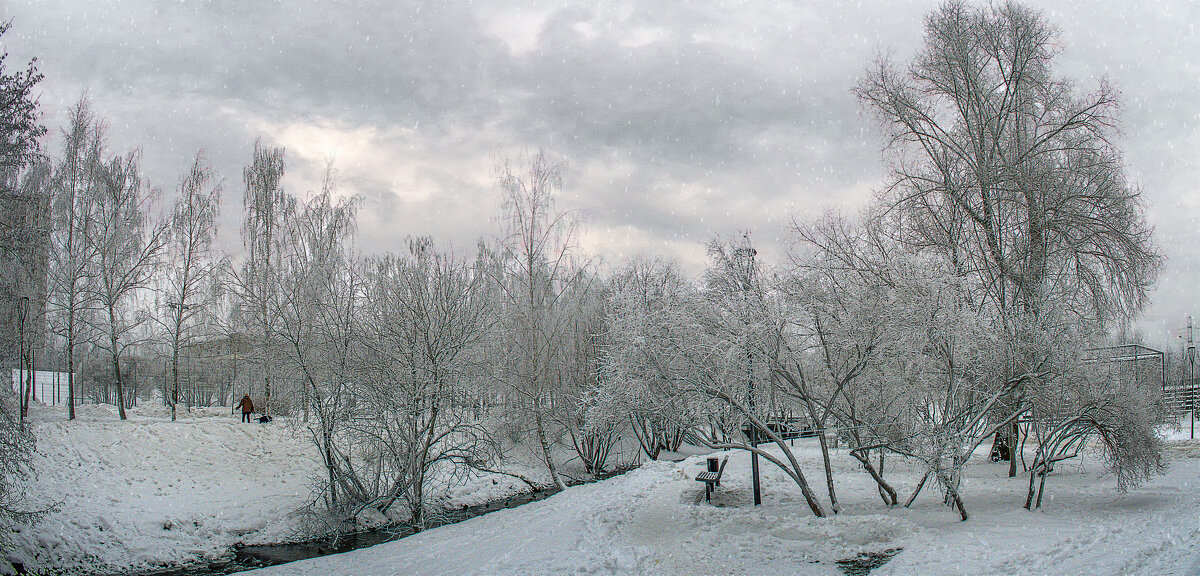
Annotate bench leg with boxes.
[705,483,712,502]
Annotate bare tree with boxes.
[158,152,223,420]
[87,150,168,420]
[604,258,692,461]
[855,0,1163,492]
[553,267,617,477]
[856,1,1159,325]
[46,99,104,420]
[348,238,493,527]
[229,140,293,413]
[273,168,358,508]
[492,150,585,491]
[604,236,828,517]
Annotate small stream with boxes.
[130,470,628,576]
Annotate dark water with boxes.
[835,547,903,576]
[130,469,631,576]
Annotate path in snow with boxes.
[245,439,1200,576]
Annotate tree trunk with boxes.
[1008,421,1019,477]
[67,343,75,420]
[816,429,839,513]
[853,450,897,506]
[112,346,126,421]
[534,407,566,490]
[905,471,929,507]
[171,346,179,422]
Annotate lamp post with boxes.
[1189,344,1195,440]
[17,296,28,424]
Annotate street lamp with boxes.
[17,296,28,422]
[1189,344,1195,440]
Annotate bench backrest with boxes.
[715,455,730,481]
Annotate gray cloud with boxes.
[3,0,1196,344]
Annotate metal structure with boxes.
[1190,315,1196,439]
[1082,342,1187,435]
[1080,343,1166,390]
[735,242,762,506]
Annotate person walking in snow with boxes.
[239,394,254,423]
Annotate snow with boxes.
[7,402,321,574]
[244,438,1200,576]
[10,404,1200,575]
[6,402,569,574]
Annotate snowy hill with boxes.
[7,403,321,574]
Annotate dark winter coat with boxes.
[239,396,255,414]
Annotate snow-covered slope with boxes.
[7,403,321,574]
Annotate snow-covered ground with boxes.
[246,434,1200,576]
[5,402,574,575]
[6,402,321,574]
[10,402,1200,575]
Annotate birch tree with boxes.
[46,99,103,420]
[493,150,584,491]
[274,169,358,508]
[87,149,168,420]
[229,140,293,411]
[159,152,223,420]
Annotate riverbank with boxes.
[3,403,558,575]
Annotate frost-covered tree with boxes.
[158,152,223,421]
[492,150,585,491]
[776,217,898,512]
[856,0,1160,324]
[0,22,44,522]
[349,238,493,527]
[855,0,1164,499]
[553,267,616,476]
[229,140,293,411]
[604,236,828,517]
[47,99,104,420]
[603,258,692,461]
[273,168,357,507]
[0,21,44,177]
[87,149,168,420]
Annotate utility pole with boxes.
[737,242,761,506]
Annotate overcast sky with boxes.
[3,1,1197,346]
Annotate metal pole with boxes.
[17,297,27,423]
[1189,345,1195,440]
[737,243,762,506]
[1190,316,1195,440]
